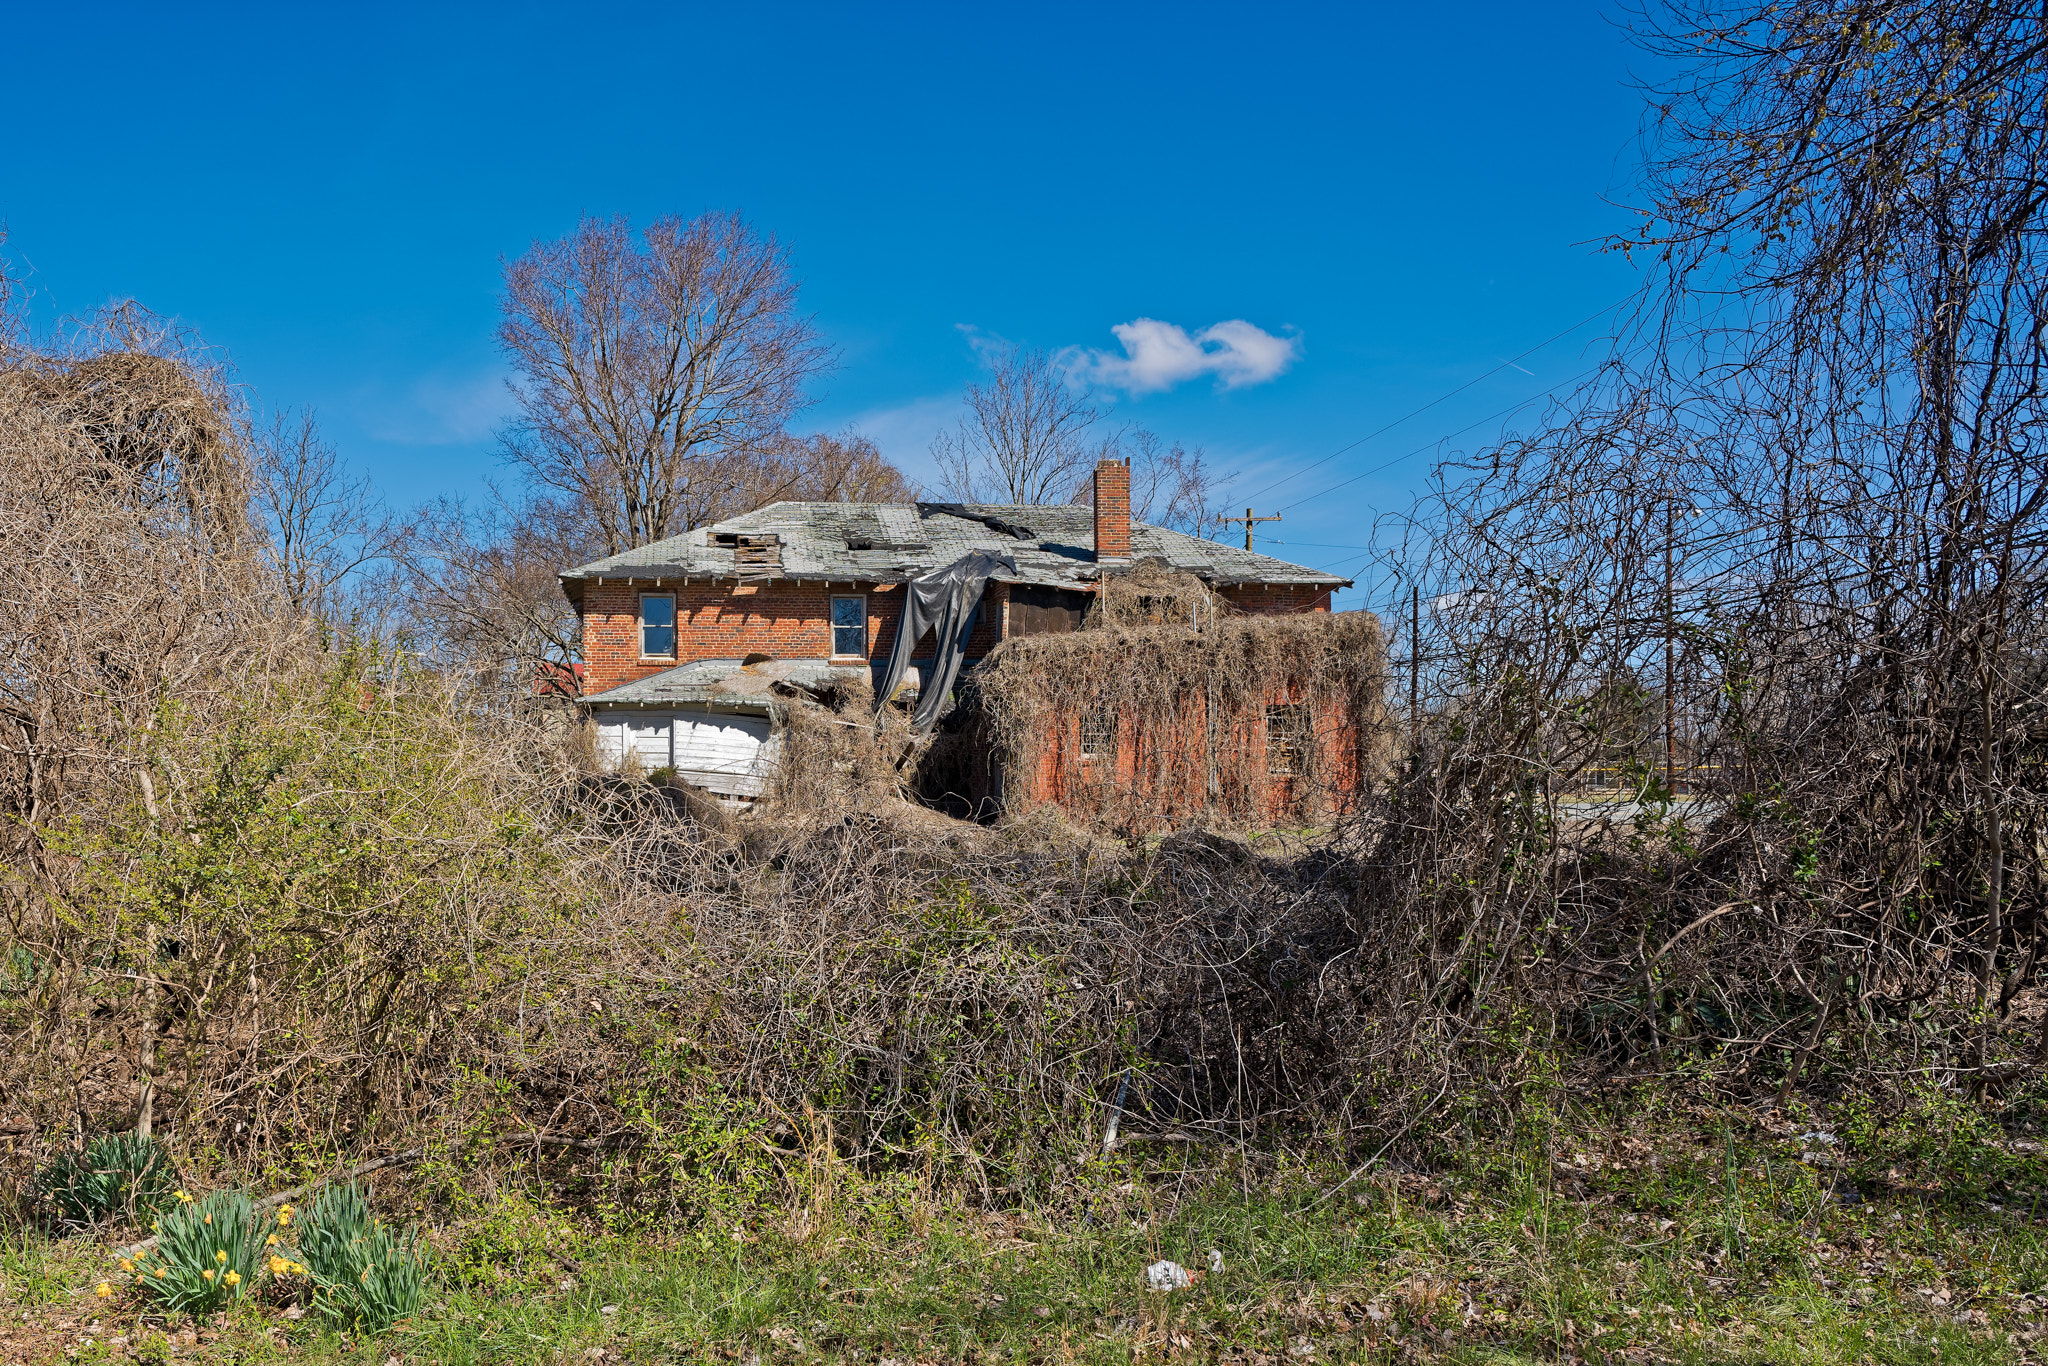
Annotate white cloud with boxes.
[1064,318,1301,395]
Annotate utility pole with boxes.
[1409,585,1421,760]
[1222,507,1282,552]
[1665,496,1677,796]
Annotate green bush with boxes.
[36,1132,178,1231]
[294,1183,429,1333]
[135,1190,267,1316]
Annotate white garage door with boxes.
[674,710,777,797]
[593,707,779,797]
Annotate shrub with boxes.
[294,1183,428,1333]
[135,1190,267,1317]
[36,1133,178,1231]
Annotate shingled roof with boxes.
[559,502,1351,593]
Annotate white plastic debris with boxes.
[1208,1249,1226,1274]
[1146,1259,1195,1291]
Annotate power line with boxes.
[1234,298,1625,507]
[1277,361,1603,516]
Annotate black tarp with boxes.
[875,549,1016,733]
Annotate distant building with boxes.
[557,461,1354,812]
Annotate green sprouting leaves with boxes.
[137,1190,266,1317]
[36,1132,179,1231]
[294,1182,430,1333]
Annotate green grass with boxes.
[11,1112,2048,1364]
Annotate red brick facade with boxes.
[578,578,1011,697]
[578,575,1333,699]
[1219,584,1334,614]
[1016,689,1359,827]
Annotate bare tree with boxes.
[499,212,832,554]
[734,429,917,508]
[253,408,398,619]
[932,343,1110,505]
[1336,0,2048,1096]
[395,491,594,699]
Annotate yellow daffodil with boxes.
[174,1189,190,1202]
[119,1259,133,1272]
[150,1221,160,1232]
[269,1255,288,1276]
[277,1211,291,1225]
[201,1269,214,1281]
[95,1282,111,1298]
[223,1271,240,1287]
[154,1268,168,1278]
[214,1250,227,1263]
[266,1234,279,1246]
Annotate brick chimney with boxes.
[1092,458,1131,564]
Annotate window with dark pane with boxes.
[1265,703,1310,776]
[640,594,675,658]
[831,595,866,657]
[1079,707,1117,760]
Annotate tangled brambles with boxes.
[969,607,1390,832]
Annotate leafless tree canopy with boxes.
[1341,0,2048,1100]
[742,428,918,506]
[253,408,399,620]
[396,491,594,694]
[934,343,1230,531]
[933,342,1112,505]
[499,212,833,553]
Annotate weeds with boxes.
[6,1106,2039,1362]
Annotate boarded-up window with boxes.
[1007,584,1091,636]
[626,714,672,769]
[1265,703,1310,776]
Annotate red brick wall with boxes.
[1015,689,1357,827]
[579,578,1013,697]
[923,681,1362,831]
[1220,585,1333,614]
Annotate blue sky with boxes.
[2,2,1650,606]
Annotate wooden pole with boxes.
[1409,585,1421,760]
[1665,497,1677,795]
[1223,508,1282,552]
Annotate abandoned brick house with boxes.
[557,460,1361,817]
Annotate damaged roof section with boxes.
[558,502,1352,592]
[581,657,872,710]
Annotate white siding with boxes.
[675,711,775,796]
[591,706,778,797]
